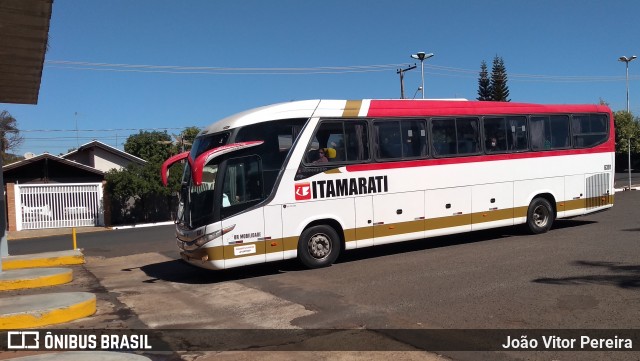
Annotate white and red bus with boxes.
[162,99,614,270]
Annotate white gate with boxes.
[15,183,104,231]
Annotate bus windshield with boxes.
[177,132,229,229]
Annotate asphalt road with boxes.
[5,191,640,361]
[7,224,177,258]
[614,171,640,188]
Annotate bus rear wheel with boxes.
[298,225,340,269]
[526,197,555,234]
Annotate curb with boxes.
[614,187,640,193]
[2,250,85,271]
[0,268,73,291]
[111,221,174,230]
[0,292,96,329]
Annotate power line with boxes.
[45,60,413,75]
[44,59,640,82]
[17,127,187,133]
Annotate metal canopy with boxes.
[0,0,53,105]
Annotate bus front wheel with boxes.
[526,197,555,234]
[298,225,340,269]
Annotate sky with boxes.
[4,0,640,156]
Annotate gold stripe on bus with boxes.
[342,100,362,118]
[425,214,472,230]
[205,246,224,261]
[282,236,298,252]
[513,206,528,218]
[198,196,614,261]
[585,194,614,209]
[563,198,586,211]
[352,226,372,242]
[373,219,424,238]
[471,208,514,224]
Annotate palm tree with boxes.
[0,110,23,155]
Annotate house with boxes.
[61,140,147,172]
[3,153,105,184]
[2,144,146,230]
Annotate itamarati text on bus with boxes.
[161,99,615,270]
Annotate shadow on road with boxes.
[339,219,595,265]
[532,260,640,289]
[139,258,305,284]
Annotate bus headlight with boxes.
[179,224,236,251]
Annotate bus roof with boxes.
[200,99,612,135]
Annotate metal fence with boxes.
[14,183,104,230]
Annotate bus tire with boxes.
[297,225,341,269]
[526,197,555,234]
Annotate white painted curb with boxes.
[111,221,174,230]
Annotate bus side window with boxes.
[483,117,508,152]
[402,119,428,158]
[572,113,608,148]
[432,119,456,156]
[374,121,402,159]
[530,116,548,150]
[344,121,369,161]
[306,120,367,164]
[530,115,570,150]
[550,115,570,148]
[456,117,480,155]
[507,116,528,151]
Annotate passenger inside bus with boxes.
[314,148,329,163]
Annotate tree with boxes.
[105,127,197,224]
[490,56,510,102]
[181,126,200,151]
[477,60,492,101]
[0,110,24,159]
[124,130,173,164]
[613,111,640,154]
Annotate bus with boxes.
[161,99,614,270]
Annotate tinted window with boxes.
[306,120,369,163]
[221,155,263,218]
[235,118,305,171]
[572,114,608,148]
[432,118,480,156]
[507,116,528,151]
[484,117,508,152]
[375,120,427,159]
[530,115,570,150]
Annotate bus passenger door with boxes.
[425,187,472,237]
[219,154,267,267]
[471,182,514,231]
[373,191,425,246]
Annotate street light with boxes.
[619,55,637,191]
[619,55,637,113]
[410,52,434,99]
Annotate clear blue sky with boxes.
[4,0,640,156]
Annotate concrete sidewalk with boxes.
[2,250,85,270]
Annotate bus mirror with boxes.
[192,141,264,186]
[161,151,191,187]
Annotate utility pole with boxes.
[397,64,416,99]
